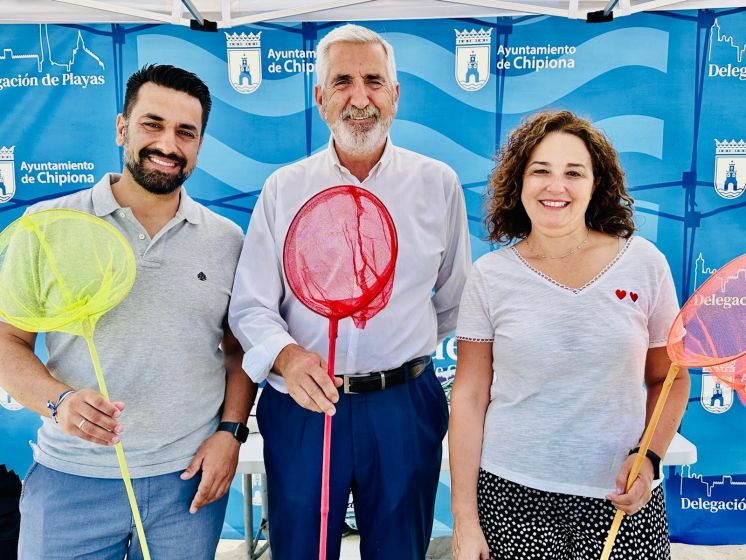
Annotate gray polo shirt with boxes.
[27,173,244,478]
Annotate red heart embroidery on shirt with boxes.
[630,292,639,302]
[615,289,627,300]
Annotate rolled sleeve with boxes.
[241,331,296,383]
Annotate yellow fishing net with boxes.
[0,209,151,560]
[0,209,135,335]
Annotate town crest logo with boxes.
[701,369,735,414]
[714,139,746,200]
[0,146,16,204]
[225,32,262,94]
[455,28,492,92]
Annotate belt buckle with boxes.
[409,358,427,379]
[343,376,357,395]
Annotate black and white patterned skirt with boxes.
[477,469,671,560]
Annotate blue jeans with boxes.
[18,462,228,559]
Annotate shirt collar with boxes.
[91,172,201,224]
[326,135,395,180]
[91,173,122,217]
[175,187,202,224]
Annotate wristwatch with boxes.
[629,447,662,480]
[217,421,249,443]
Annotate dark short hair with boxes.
[485,110,635,244]
[123,64,212,135]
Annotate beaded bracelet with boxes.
[46,389,76,423]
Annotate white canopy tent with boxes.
[3,0,741,28]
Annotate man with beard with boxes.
[0,65,255,559]
[229,24,471,559]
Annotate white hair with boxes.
[315,24,397,88]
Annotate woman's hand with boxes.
[606,453,654,515]
[452,517,491,560]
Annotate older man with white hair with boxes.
[229,24,470,559]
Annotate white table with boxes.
[237,431,697,559]
[660,431,698,466]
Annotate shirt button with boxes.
[138,234,145,240]
[118,211,125,218]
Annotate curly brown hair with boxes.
[485,110,635,244]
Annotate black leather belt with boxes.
[338,356,432,394]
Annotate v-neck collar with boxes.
[510,237,633,295]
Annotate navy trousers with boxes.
[257,362,448,560]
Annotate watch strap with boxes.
[628,446,662,480]
[217,421,249,443]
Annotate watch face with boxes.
[219,422,248,442]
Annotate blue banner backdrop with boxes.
[1,9,746,543]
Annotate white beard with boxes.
[330,113,393,156]
[323,97,396,157]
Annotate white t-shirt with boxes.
[456,236,679,498]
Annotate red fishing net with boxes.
[282,185,398,560]
[284,185,397,328]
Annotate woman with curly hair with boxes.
[448,110,689,560]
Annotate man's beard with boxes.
[122,131,191,195]
[327,103,394,157]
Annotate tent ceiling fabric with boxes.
[1,0,741,26]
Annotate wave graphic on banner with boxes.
[138,28,668,184]
[397,76,493,158]
[393,115,665,183]
[208,99,311,163]
[198,135,305,192]
[595,115,665,159]
[501,28,669,114]
[392,120,493,184]
[137,35,306,117]
[135,26,668,235]
[384,28,669,115]
[383,32,496,112]
[390,117,664,245]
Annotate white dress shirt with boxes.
[229,137,471,393]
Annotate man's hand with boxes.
[181,431,240,514]
[606,453,654,515]
[56,388,124,446]
[274,344,342,415]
